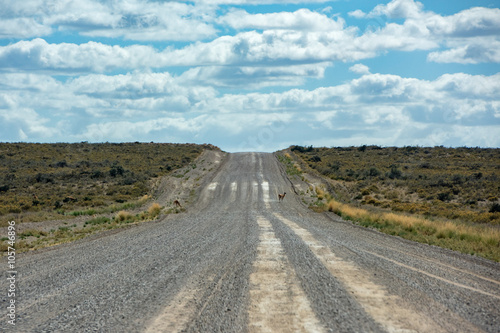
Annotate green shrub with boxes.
[85,217,111,226]
[490,203,500,213]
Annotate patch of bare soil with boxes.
[276,149,336,209]
[153,149,227,210]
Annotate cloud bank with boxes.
[0,0,499,150]
[1,70,498,150]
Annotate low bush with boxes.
[19,229,48,239]
[148,203,162,218]
[490,203,500,213]
[115,211,133,222]
[85,217,111,226]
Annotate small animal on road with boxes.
[173,200,182,208]
[278,192,286,202]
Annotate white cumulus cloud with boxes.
[349,64,370,75]
[219,8,345,31]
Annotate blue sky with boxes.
[0,0,499,152]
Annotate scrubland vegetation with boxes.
[286,145,500,261]
[0,201,167,252]
[0,142,215,224]
[0,142,216,253]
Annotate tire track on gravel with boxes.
[259,172,383,332]
[274,212,446,333]
[363,243,500,288]
[248,216,324,333]
[361,250,500,300]
[144,281,201,333]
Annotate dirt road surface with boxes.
[1,153,499,332]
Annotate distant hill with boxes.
[289,145,500,225]
[0,142,220,224]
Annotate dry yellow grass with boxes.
[148,203,162,217]
[316,187,325,200]
[327,200,369,220]
[116,210,133,222]
[381,212,422,229]
[327,198,500,261]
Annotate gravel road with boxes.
[1,152,499,332]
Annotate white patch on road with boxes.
[274,213,445,333]
[261,181,271,209]
[144,284,200,333]
[199,181,219,207]
[230,181,238,202]
[249,216,324,333]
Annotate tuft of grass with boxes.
[69,195,153,218]
[19,229,48,239]
[316,187,325,200]
[148,203,162,218]
[70,209,97,217]
[115,210,133,222]
[277,153,302,176]
[85,216,111,226]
